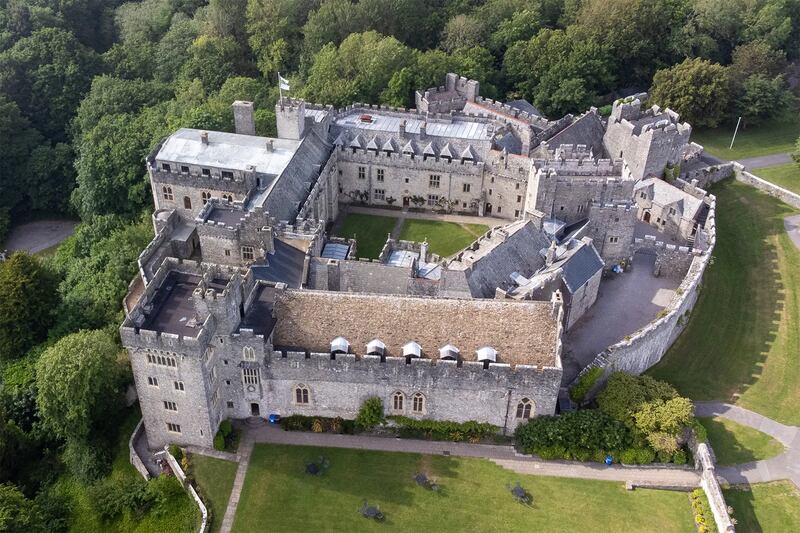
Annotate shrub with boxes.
[169,445,184,463]
[145,475,184,517]
[597,373,678,423]
[389,417,497,442]
[690,418,708,443]
[311,418,324,433]
[515,410,631,459]
[90,476,151,521]
[355,397,385,430]
[279,415,357,434]
[218,419,232,437]
[63,439,109,483]
[672,449,688,465]
[213,434,225,451]
[569,367,604,403]
[619,447,656,465]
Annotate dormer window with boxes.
[161,163,171,172]
[180,165,189,173]
[330,336,349,355]
[222,170,234,179]
[202,168,211,176]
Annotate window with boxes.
[174,381,185,391]
[516,398,533,419]
[222,170,234,179]
[392,391,404,411]
[241,246,255,261]
[639,192,647,199]
[147,352,176,367]
[163,401,177,411]
[183,196,192,209]
[577,204,584,214]
[225,380,231,385]
[224,249,230,256]
[559,205,565,211]
[488,188,493,196]
[161,163,171,172]
[202,191,211,205]
[243,368,260,385]
[227,401,234,409]
[669,207,676,215]
[609,236,619,243]
[517,195,522,203]
[412,393,425,414]
[515,183,520,190]
[202,168,211,176]
[490,177,495,183]
[515,210,520,218]
[358,166,366,180]
[166,422,181,433]
[463,183,471,193]
[223,194,233,202]
[376,168,384,182]
[429,174,441,188]
[147,376,158,387]
[404,178,409,183]
[427,194,439,206]
[295,384,310,404]
[180,165,189,173]
[374,189,385,201]
[243,346,256,361]
[162,186,173,201]
[497,206,502,214]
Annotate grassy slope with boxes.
[723,482,800,532]
[692,115,800,159]
[56,409,199,533]
[697,417,784,466]
[191,455,238,533]
[232,444,694,533]
[335,213,398,259]
[649,181,800,424]
[399,219,488,257]
[753,162,800,195]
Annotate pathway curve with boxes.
[785,214,800,250]
[693,401,800,488]
[219,433,255,533]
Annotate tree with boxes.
[0,95,41,235]
[0,483,45,532]
[246,0,319,76]
[180,35,241,92]
[441,14,484,52]
[731,40,787,81]
[649,58,731,128]
[735,74,790,126]
[0,253,58,362]
[633,397,694,454]
[35,330,123,442]
[597,373,678,423]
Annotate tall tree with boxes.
[649,58,731,128]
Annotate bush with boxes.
[90,476,151,521]
[597,373,678,422]
[63,439,109,483]
[389,417,497,443]
[213,434,225,451]
[569,367,604,403]
[619,447,656,465]
[279,415,357,434]
[145,475,184,517]
[218,419,232,437]
[355,397,385,430]
[515,410,631,459]
[213,419,240,452]
[672,449,688,465]
[168,445,184,463]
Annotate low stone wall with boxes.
[682,162,734,189]
[693,442,736,532]
[163,446,209,533]
[734,162,800,209]
[129,419,150,480]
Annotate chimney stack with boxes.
[201,131,209,144]
[420,121,427,139]
[399,120,406,136]
[266,139,274,152]
[232,101,256,135]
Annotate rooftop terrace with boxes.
[140,271,227,337]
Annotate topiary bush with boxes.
[355,397,385,430]
[213,433,225,451]
[218,419,232,437]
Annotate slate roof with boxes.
[634,178,704,220]
[250,239,307,288]
[545,111,606,157]
[558,242,604,293]
[506,99,543,117]
[334,110,492,141]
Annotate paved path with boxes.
[219,433,255,533]
[736,152,793,169]
[694,401,800,488]
[785,215,800,250]
[3,219,77,254]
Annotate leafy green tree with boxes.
[731,40,787,81]
[597,373,678,422]
[246,0,319,76]
[0,483,45,532]
[633,397,694,454]
[35,330,123,442]
[0,253,58,363]
[355,397,384,430]
[489,8,542,54]
[735,74,791,126]
[0,95,41,231]
[441,14,484,52]
[0,414,27,485]
[25,143,76,214]
[302,0,364,56]
[649,58,731,128]
[180,34,241,92]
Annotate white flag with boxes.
[279,74,290,91]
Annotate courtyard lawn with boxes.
[399,219,489,257]
[191,455,238,533]
[232,444,694,533]
[649,180,800,425]
[723,482,800,532]
[697,417,784,466]
[334,213,398,259]
[692,114,800,160]
[753,162,800,195]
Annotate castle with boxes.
[122,74,716,449]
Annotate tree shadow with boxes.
[723,484,763,532]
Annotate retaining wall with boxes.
[163,446,209,533]
[129,419,150,480]
[733,162,800,209]
[693,442,736,532]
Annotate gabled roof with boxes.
[349,134,364,149]
[333,132,348,147]
[559,242,604,293]
[461,145,477,160]
[366,136,380,151]
[440,142,454,159]
[423,142,437,157]
[382,137,397,152]
[634,178,704,220]
[402,139,418,154]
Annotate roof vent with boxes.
[330,336,349,357]
[477,346,497,369]
[366,339,385,356]
[201,131,209,144]
[266,139,274,152]
[402,341,422,362]
[439,344,459,360]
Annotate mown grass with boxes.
[693,114,800,160]
[697,417,784,466]
[753,162,800,195]
[232,444,694,533]
[191,454,238,533]
[649,180,800,425]
[723,482,800,532]
[399,219,488,257]
[335,213,397,259]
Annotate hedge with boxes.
[388,416,497,443]
[569,367,604,403]
[279,415,357,434]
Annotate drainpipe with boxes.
[502,388,513,436]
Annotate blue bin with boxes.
[604,455,613,465]
[268,414,281,425]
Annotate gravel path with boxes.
[3,219,77,254]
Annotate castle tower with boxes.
[276,99,306,140]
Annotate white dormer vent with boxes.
[402,341,422,359]
[439,344,459,360]
[477,346,497,369]
[366,339,386,356]
[330,336,350,355]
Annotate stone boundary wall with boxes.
[734,162,800,209]
[692,442,736,532]
[129,419,150,480]
[162,446,209,533]
[682,162,734,189]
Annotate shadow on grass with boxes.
[723,486,763,533]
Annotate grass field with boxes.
[693,115,800,160]
[753,162,800,195]
[191,455,238,533]
[335,213,397,258]
[697,417,784,466]
[56,409,199,533]
[649,181,800,425]
[723,482,800,532]
[399,219,488,257]
[232,444,694,533]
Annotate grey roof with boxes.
[206,204,245,226]
[141,271,227,337]
[239,284,277,336]
[250,240,307,288]
[321,242,350,260]
[334,111,491,141]
[545,111,606,157]
[634,178,704,220]
[506,99,543,117]
[156,128,299,175]
[559,242,604,293]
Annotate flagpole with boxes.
[278,71,283,107]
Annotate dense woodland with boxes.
[0,0,799,530]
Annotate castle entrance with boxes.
[403,196,410,207]
[485,203,493,215]
[643,211,651,223]
[250,403,260,417]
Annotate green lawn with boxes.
[399,219,489,257]
[649,181,800,425]
[693,114,800,160]
[697,417,784,466]
[335,213,398,259]
[723,482,800,532]
[753,162,800,195]
[191,454,238,533]
[232,444,694,533]
[55,409,200,533]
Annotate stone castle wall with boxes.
[734,163,800,209]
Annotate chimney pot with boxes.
[201,131,209,144]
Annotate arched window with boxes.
[412,393,425,414]
[223,194,233,202]
[243,346,255,361]
[516,398,533,419]
[162,186,173,201]
[183,196,192,209]
[295,384,309,404]
[392,391,404,411]
[201,191,211,205]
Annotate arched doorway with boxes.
[485,203,493,215]
[643,211,651,223]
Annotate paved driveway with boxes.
[3,219,78,254]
